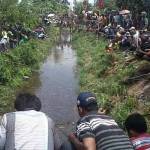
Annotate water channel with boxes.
[18,29,79,133]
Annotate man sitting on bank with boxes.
[68,92,134,150]
[0,93,61,150]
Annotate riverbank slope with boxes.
[73,31,150,127]
[0,27,60,114]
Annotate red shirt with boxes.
[131,133,150,150]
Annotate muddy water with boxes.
[19,30,79,133]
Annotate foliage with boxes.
[116,0,149,14]
[74,2,83,15]
[0,0,36,27]
[0,0,68,27]
[74,1,94,15]
[111,97,138,128]
[32,0,68,14]
[0,27,59,113]
[103,0,117,11]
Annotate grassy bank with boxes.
[73,31,150,127]
[0,27,60,114]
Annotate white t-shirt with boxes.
[133,31,140,47]
[0,110,54,150]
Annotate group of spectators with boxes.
[0,23,31,52]
[0,23,47,52]
[81,10,150,61]
[0,92,149,150]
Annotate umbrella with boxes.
[119,10,130,15]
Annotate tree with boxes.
[0,0,68,27]
[0,0,18,11]
[116,0,145,12]
[74,1,83,15]
[116,0,150,22]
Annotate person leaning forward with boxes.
[0,93,61,150]
[68,92,134,150]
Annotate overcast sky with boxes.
[75,0,94,3]
[69,0,94,4]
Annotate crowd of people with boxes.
[78,10,150,61]
[0,24,31,52]
[0,92,149,150]
[0,23,47,52]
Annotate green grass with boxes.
[73,31,148,127]
[0,27,60,114]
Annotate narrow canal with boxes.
[18,29,79,133]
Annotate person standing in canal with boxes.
[0,93,61,150]
[68,92,134,150]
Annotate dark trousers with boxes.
[60,141,76,150]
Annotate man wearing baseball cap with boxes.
[68,92,134,150]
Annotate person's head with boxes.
[129,26,136,34]
[124,113,147,137]
[101,14,104,17]
[15,93,41,111]
[77,92,98,117]
[141,11,147,17]
[125,31,131,37]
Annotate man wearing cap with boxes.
[68,92,134,150]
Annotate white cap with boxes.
[129,27,136,31]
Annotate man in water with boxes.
[0,93,60,150]
[68,92,134,150]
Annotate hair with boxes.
[124,113,147,134]
[84,102,98,112]
[15,93,41,111]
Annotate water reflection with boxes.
[18,30,79,132]
[57,29,72,50]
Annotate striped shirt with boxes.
[76,111,134,150]
[131,133,150,150]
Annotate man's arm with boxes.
[71,119,96,150]
[69,133,96,150]
[146,50,150,56]
[69,133,85,150]
[83,137,96,150]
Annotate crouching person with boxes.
[125,113,150,150]
[68,92,134,150]
[0,93,61,150]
